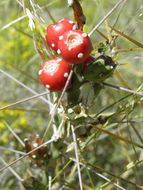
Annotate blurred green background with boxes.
[0,0,143,189]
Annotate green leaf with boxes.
[83,55,116,82]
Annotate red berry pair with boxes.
[46,18,76,52]
[46,18,92,64]
[39,18,93,92]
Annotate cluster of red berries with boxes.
[38,18,93,92]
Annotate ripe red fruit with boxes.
[46,18,76,51]
[39,58,71,91]
[57,30,93,64]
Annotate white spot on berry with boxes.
[51,43,55,47]
[82,33,88,37]
[44,61,59,76]
[77,53,84,58]
[57,49,61,54]
[69,20,74,24]
[46,84,50,89]
[59,35,63,40]
[72,24,77,30]
[38,70,42,75]
[64,72,69,77]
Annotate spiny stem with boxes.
[71,125,83,190]
[103,82,143,97]
[4,121,25,147]
[0,91,50,111]
[0,157,24,182]
[0,146,26,155]
[68,157,127,190]
[91,124,143,149]
[0,69,53,107]
[0,15,27,31]
[88,0,126,37]
[0,138,55,173]
[43,69,74,138]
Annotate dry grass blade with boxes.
[0,138,55,173]
[43,69,74,138]
[0,146,26,155]
[114,71,131,89]
[96,29,109,40]
[0,15,27,31]
[0,69,53,106]
[116,48,143,53]
[69,157,127,190]
[71,125,83,190]
[0,91,50,111]
[0,158,24,182]
[84,161,143,189]
[4,121,25,147]
[90,124,143,149]
[110,26,143,48]
[103,82,143,98]
[88,0,126,36]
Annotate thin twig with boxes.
[43,69,74,138]
[68,157,127,190]
[88,0,126,37]
[4,121,25,147]
[103,82,143,97]
[0,69,53,107]
[0,138,55,173]
[0,146,26,155]
[71,125,83,190]
[0,158,24,182]
[0,91,50,111]
[0,15,27,31]
[91,124,143,149]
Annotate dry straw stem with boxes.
[84,161,143,189]
[88,0,126,37]
[0,91,51,111]
[4,121,25,147]
[69,157,127,190]
[71,125,83,190]
[0,158,24,182]
[0,138,55,173]
[43,69,74,138]
[0,146,26,155]
[0,69,53,107]
[103,82,143,98]
[110,26,143,48]
[90,124,143,149]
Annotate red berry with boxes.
[57,30,93,64]
[39,58,71,92]
[46,18,76,51]
[82,56,95,69]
